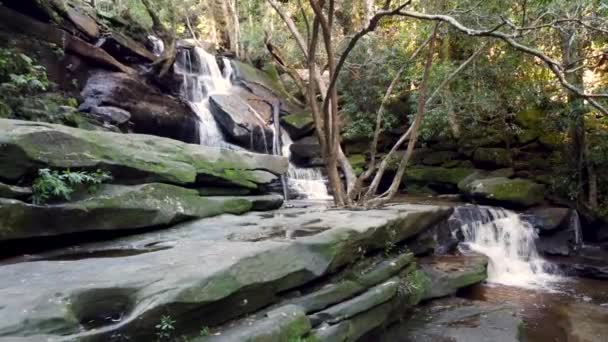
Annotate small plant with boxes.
[155,315,176,341]
[199,326,210,337]
[32,168,112,205]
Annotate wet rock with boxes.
[0,183,255,241]
[460,177,545,208]
[0,182,32,200]
[536,229,574,256]
[420,255,488,300]
[366,297,522,342]
[552,245,608,279]
[0,204,451,340]
[281,111,315,139]
[290,136,322,161]
[0,118,288,189]
[209,94,274,153]
[524,207,572,232]
[80,71,199,143]
[90,105,131,125]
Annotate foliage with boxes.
[155,315,176,341]
[32,169,113,205]
[0,48,49,99]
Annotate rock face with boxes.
[0,184,260,241]
[80,71,200,143]
[209,94,274,152]
[460,177,545,207]
[0,204,452,341]
[0,119,288,189]
[420,255,488,300]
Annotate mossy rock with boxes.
[0,183,254,241]
[473,148,512,168]
[459,129,505,151]
[0,118,288,188]
[422,151,459,166]
[405,167,477,189]
[0,100,11,118]
[348,154,366,176]
[461,177,545,207]
[404,183,438,196]
[281,111,315,139]
[516,129,539,144]
[538,131,563,149]
[516,108,543,129]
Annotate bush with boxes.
[32,169,113,205]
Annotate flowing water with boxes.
[457,206,561,288]
[175,46,331,199]
[174,47,240,149]
[281,132,331,200]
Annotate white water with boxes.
[458,206,561,289]
[147,35,165,56]
[281,132,331,200]
[174,47,240,149]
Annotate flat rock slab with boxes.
[0,118,287,189]
[0,204,451,341]
[368,297,522,342]
[421,255,488,300]
[0,184,267,241]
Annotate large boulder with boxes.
[209,94,274,153]
[404,166,477,192]
[460,177,545,208]
[80,71,200,143]
[0,183,255,241]
[290,136,322,161]
[281,111,315,139]
[0,119,288,189]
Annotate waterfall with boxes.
[456,206,561,288]
[147,35,165,56]
[174,47,240,150]
[281,132,331,200]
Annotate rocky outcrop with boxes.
[0,119,288,188]
[80,71,200,143]
[420,255,488,300]
[0,184,264,241]
[0,204,452,341]
[460,177,545,208]
[209,94,274,152]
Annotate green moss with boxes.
[405,167,477,186]
[473,148,512,167]
[282,112,314,130]
[422,151,459,166]
[490,179,544,203]
[516,107,543,129]
[538,131,563,149]
[348,154,366,176]
[0,100,11,118]
[516,129,539,144]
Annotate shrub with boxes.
[32,169,113,205]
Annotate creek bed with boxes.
[459,278,608,342]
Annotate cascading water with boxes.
[456,206,561,288]
[174,47,240,149]
[281,132,331,200]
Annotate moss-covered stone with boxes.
[516,107,543,129]
[281,111,315,139]
[538,131,563,149]
[348,154,366,176]
[473,148,512,168]
[461,177,545,207]
[0,183,254,240]
[422,151,459,166]
[0,118,288,188]
[516,129,539,144]
[405,166,477,188]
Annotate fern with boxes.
[32,168,112,205]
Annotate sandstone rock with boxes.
[0,183,255,241]
[0,204,450,340]
[80,71,199,143]
[0,182,32,200]
[420,255,488,300]
[209,94,274,152]
[0,119,288,189]
[90,105,131,125]
[460,177,545,207]
[473,147,512,168]
[281,111,315,139]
